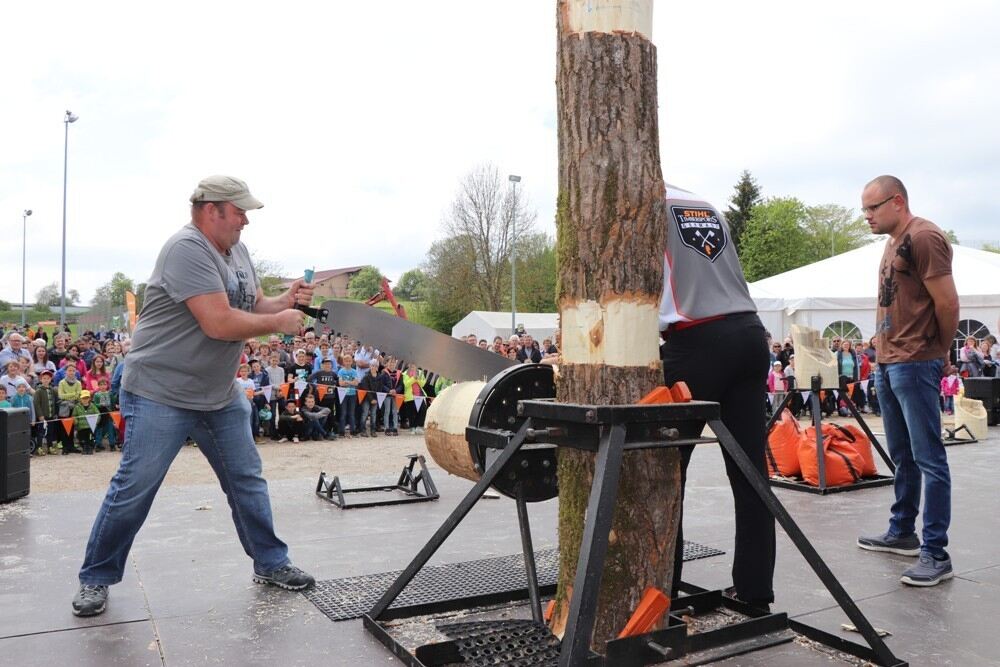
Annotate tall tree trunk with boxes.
[550,0,682,649]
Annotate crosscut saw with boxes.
[297,300,516,382]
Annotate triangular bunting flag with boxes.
[337,387,348,403]
[280,383,290,399]
[832,390,839,400]
[801,391,812,404]
[414,396,424,412]
[262,385,273,401]
[766,393,774,405]
[861,379,870,393]
[85,414,100,431]
[357,389,367,403]
[41,421,48,437]
[111,412,122,428]
[376,392,387,408]
[294,380,307,396]
[394,395,405,409]
[317,384,328,401]
[62,417,75,435]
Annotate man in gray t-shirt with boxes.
[73,175,316,618]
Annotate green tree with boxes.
[943,229,960,245]
[512,233,557,313]
[982,242,1000,253]
[422,236,481,333]
[252,255,287,297]
[395,268,428,301]
[727,169,762,254]
[347,266,385,301]
[0,299,10,311]
[801,204,873,258]
[92,272,135,308]
[739,197,811,282]
[35,282,80,308]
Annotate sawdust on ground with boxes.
[30,432,432,493]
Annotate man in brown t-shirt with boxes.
[856,175,960,587]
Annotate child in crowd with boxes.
[307,357,340,438]
[337,354,359,437]
[0,386,10,408]
[767,361,786,414]
[380,358,402,436]
[92,377,118,451]
[940,365,962,415]
[277,400,306,443]
[72,390,101,455]
[33,369,59,455]
[358,360,381,437]
[58,364,83,454]
[300,394,331,441]
[402,363,427,434]
[235,364,260,439]
[248,359,271,437]
[11,384,34,424]
[263,353,286,439]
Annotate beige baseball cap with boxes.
[189,175,264,210]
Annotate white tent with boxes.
[452,311,558,343]
[749,240,1000,343]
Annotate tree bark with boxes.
[551,0,682,650]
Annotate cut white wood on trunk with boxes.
[551,0,682,649]
[424,382,485,482]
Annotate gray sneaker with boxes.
[72,584,109,617]
[252,564,315,591]
[901,552,953,587]
[857,531,921,556]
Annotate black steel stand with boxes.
[362,400,906,667]
[766,375,895,494]
[316,454,439,509]
[942,424,977,446]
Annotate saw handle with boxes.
[295,303,328,322]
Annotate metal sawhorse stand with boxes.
[767,375,896,493]
[363,399,906,666]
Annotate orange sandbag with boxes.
[799,424,865,487]
[831,424,877,477]
[765,409,804,477]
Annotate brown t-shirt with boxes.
[875,217,953,363]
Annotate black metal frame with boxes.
[942,424,977,446]
[766,376,894,494]
[362,399,906,666]
[315,454,439,509]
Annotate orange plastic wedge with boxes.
[618,587,671,638]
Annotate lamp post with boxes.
[22,210,32,327]
[61,110,79,327]
[508,174,521,334]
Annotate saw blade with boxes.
[318,300,517,382]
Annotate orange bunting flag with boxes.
[819,391,827,402]
[245,388,254,400]
[394,395,405,410]
[62,417,75,435]
[847,383,855,396]
[317,384,328,401]
[357,389,367,403]
[280,383,290,399]
[111,412,122,428]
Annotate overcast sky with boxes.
[3,0,998,305]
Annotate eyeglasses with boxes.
[861,195,895,215]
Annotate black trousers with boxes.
[662,312,776,604]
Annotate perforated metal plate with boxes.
[438,620,562,666]
[304,542,724,622]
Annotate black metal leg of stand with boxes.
[559,424,627,667]
[368,420,533,619]
[843,394,895,473]
[765,391,795,431]
[811,393,827,492]
[709,418,901,667]
[515,486,543,624]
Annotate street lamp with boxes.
[61,110,79,327]
[22,210,32,327]
[508,174,521,334]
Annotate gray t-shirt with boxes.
[123,223,260,410]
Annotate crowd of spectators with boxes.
[0,322,564,455]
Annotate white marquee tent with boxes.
[749,240,1000,344]
[451,311,558,343]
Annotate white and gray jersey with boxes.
[123,223,260,410]
[658,185,756,330]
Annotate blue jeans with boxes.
[78,390,289,585]
[383,395,399,431]
[339,394,358,435]
[875,359,951,557]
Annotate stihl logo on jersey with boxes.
[671,206,727,262]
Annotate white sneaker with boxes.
[292,436,300,443]
[278,437,288,443]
